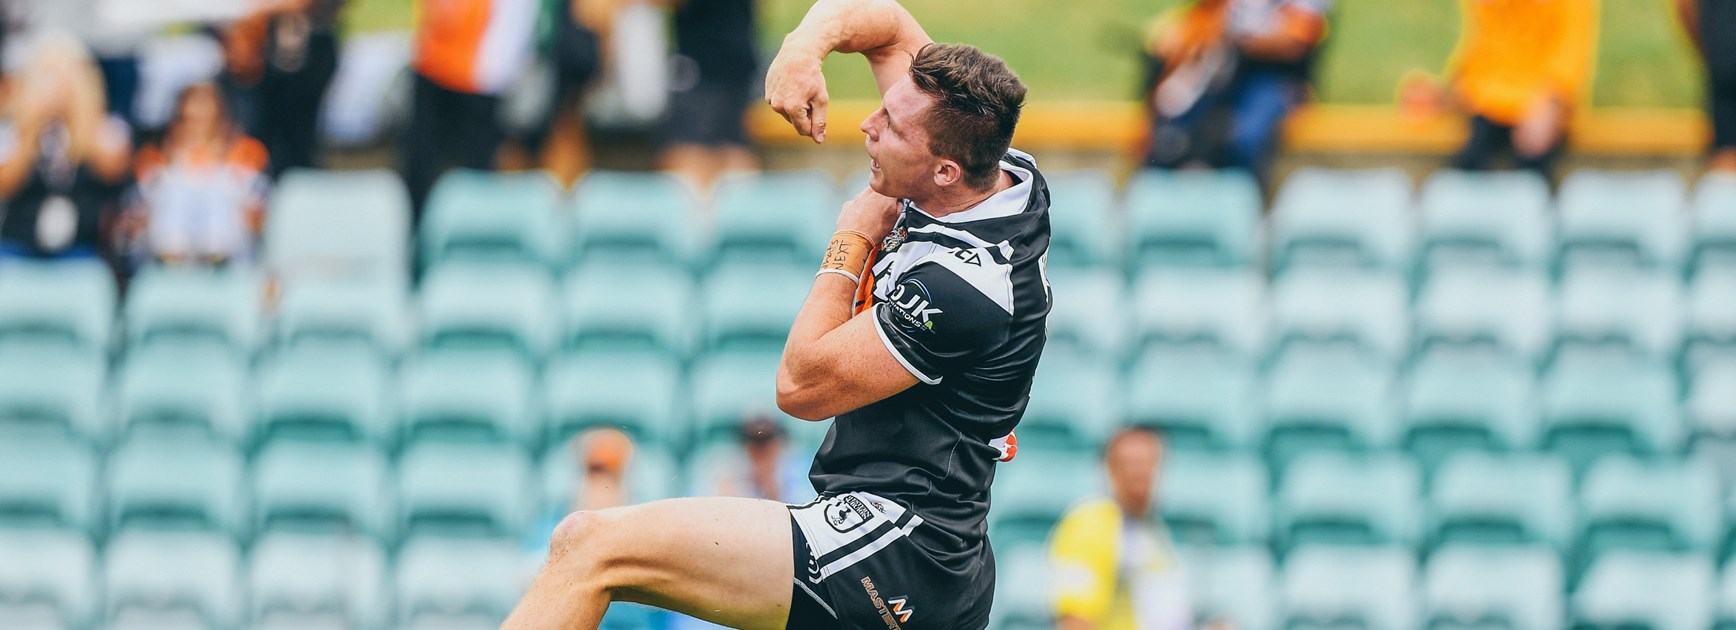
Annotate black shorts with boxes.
[784,492,994,630]
[660,77,753,149]
[1711,67,1736,151]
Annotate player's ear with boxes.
[932,158,962,188]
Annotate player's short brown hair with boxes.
[908,43,1027,190]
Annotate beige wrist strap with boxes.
[819,229,874,283]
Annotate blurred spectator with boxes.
[1139,0,1329,184]
[1679,0,1736,173]
[223,0,347,178]
[123,83,270,268]
[4,0,152,126]
[696,415,815,504]
[1049,428,1192,630]
[1414,0,1598,179]
[401,0,537,219]
[504,0,608,186]
[526,427,671,629]
[656,0,761,192]
[0,34,132,260]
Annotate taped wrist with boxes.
[817,229,874,284]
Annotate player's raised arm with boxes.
[765,0,933,142]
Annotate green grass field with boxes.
[348,0,1707,107]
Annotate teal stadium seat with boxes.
[1428,452,1574,552]
[1270,268,1409,362]
[115,345,249,443]
[248,532,389,630]
[420,169,562,269]
[106,438,243,535]
[1043,170,1121,268]
[124,265,263,355]
[1276,452,1421,552]
[1125,352,1260,451]
[1414,267,1552,363]
[543,350,684,448]
[1553,268,1682,362]
[1045,267,1127,358]
[701,263,810,352]
[568,170,695,267]
[1687,270,1736,369]
[1270,167,1415,274]
[1020,349,1119,453]
[1281,545,1419,630]
[1574,552,1714,630]
[252,441,390,540]
[539,441,679,514]
[988,543,1054,630]
[417,263,558,361]
[1577,457,1721,563]
[1402,353,1539,471]
[273,274,412,357]
[103,530,243,630]
[1416,169,1553,273]
[0,345,107,442]
[0,528,97,630]
[1125,168,1262,269]
[561,262,694,356]
[0,436,97,532]
[1539,356,1682,473]
[1718,558,1736,630]
[707,170,835,266]
[255,345,394,446]
[1691,174,1736,276]
[1423,546,1563,630]
[396,442,532,539]
[1555,169,1689,274]
[1131,269,1267,359]
[0,258,115,352]
[1689,359,1736,439]
[1160,451,1269,547]
[1177,545,1278,630]
[399,350,536,447]
[689,350,783,448]
[989,451,1102,549]
[1263,352,1398,468]
[394,537,525,630]
[266,169,411,281]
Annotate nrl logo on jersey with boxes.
[886,278,942,334]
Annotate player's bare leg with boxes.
[502,496,795,630]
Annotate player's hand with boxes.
[765,44,830,144]
[837,186,901,239]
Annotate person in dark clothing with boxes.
[512,0,604,186]
[0,35,133,261]
[657,0,761,190]
[1680,0,1736,173]
[224,0,347,179]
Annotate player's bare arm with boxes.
[776,188,917,421]
[765,0,933,142]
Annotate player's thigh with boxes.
[578,496,795,630]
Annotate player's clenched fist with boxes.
[836,186,901,239]
[764,41,831,143]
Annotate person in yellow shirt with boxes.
[1049,428,1193,630]
[1440,0,1599,179]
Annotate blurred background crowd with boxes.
[1,0,1735,629]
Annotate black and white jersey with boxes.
[809,149,1052,569]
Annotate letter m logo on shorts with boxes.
[888,597,914,623]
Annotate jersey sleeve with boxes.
[872,258,1012,384]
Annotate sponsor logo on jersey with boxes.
[860,576,905,630]
[887,278,943,334]
[826,495,875,533]
[888,597,915,623]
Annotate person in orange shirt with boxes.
[126,83,271,267]
[1439,0,1599,179]
[401,0,538,219]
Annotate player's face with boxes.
[862,78,944,200]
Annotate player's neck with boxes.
[912,170,1015,218]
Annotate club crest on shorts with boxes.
[826,495,876,533]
